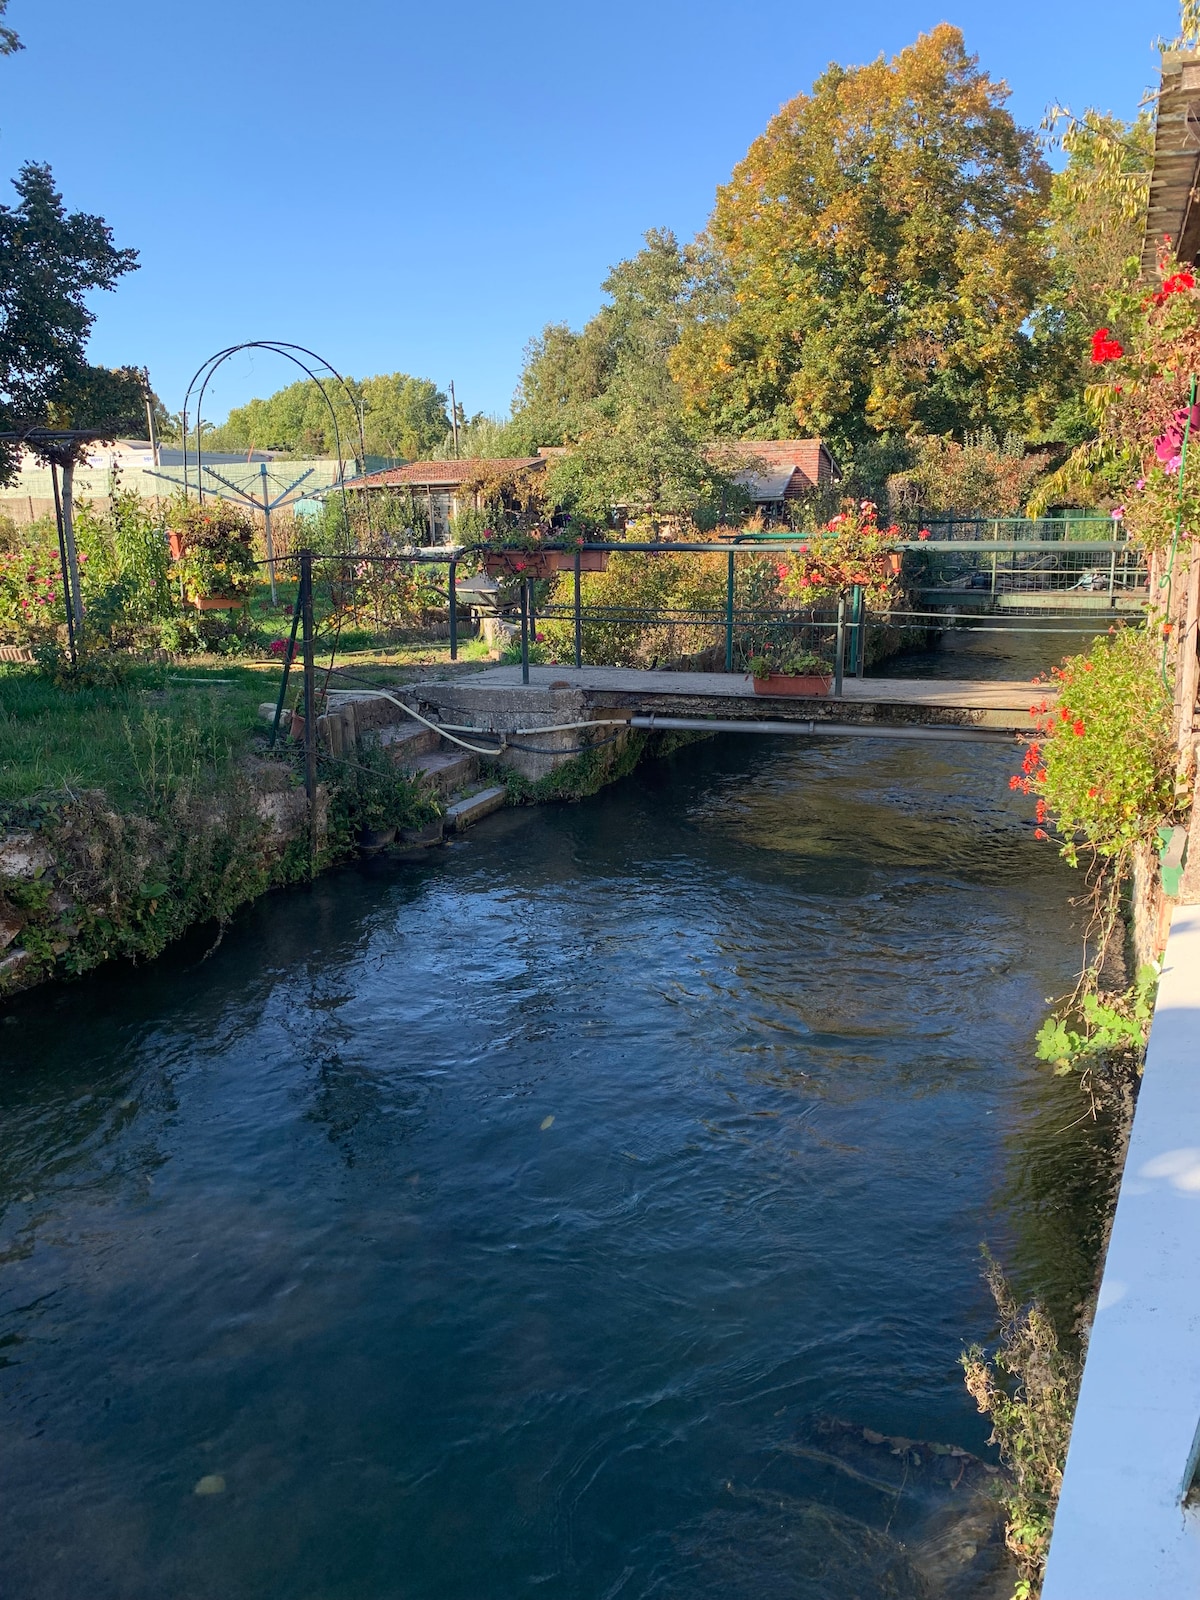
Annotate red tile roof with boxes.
[719,439,839,491]
[343,457,545,490]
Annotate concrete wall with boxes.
[1043,903,1200,1597]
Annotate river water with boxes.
[0,630,1119,1599]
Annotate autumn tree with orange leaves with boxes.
[670,25,1054,457]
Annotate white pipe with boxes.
[324,688,629,753]
[629,714,1014,744]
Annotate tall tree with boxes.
[1032,110,1154,441]
[670,26,1052,456]
[0,0,21,55]
[507,229,694,450]
[0,163,138,480]
[208,372,449,461]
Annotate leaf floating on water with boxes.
[540,1115,555,1131]
[193,1474,226,1496]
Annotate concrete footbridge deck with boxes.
[412,665,1048,743]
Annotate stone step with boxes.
[409,749,479,798]
[380,720,441,760]
[443,785,507,832]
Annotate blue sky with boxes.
[2,0,1175,426]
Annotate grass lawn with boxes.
[0,643,492,809]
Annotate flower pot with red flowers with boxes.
[747,651,833,696]
[168,502,258,609]
[481,549,560,581]
[774,501,908,608]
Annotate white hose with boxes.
[325,688,628,754]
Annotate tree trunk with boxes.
[60,460,84,628]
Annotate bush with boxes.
[1015,627,1178,865]
[168,500,258,600]
[962,1253,1080,1600]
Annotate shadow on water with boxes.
[0,718,1107,1599]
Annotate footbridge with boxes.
[403,665,1051,751]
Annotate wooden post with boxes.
[49,463,78,666]
[60,459,84,632]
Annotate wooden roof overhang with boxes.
[1143,50,1200,275]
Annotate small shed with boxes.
[720,438,841,520]
[340,457,546,542]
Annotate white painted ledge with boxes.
[1044,903,1200,1598]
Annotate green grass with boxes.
[0,662,276,808]
[0,642,493,811]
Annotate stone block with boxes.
[0,833,51,880]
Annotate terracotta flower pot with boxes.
[885,553,903,576]
[553,550,610,573]
[168,530,186,561]
[191,594,243,611]
[752,673,833,697]
[481,550,558,581]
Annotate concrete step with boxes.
[443,785,507,832]
[409,749,479,798]
[380,721,441,760]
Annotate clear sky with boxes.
[1,0,1176,427]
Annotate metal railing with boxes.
[265,538,1147,707]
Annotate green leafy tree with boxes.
[0,0,21,54]
[505,229,694,453]
[207,372,449,461]
[1032,109,1154,442]
[670,26,1052,457]
[0,164,138,481]
[507,231,745,527]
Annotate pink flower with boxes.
[1111,507,1125,520]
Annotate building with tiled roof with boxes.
[341,456,546,541]
[713,439,840,520]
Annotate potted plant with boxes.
[774,501,906,607]
[167,502,258,609]
[747,649,833,696]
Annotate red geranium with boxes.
[1090,328,1124,364]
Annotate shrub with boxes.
[1015,627,1178,866]
[168,500,258,600]
[962,1253,1080,1600]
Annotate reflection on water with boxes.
[0,718,1100,1599]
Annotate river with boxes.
[0,628,1119,1599]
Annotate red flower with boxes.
[1072,720,1085,737]
[1034,828,1049,840]
[1035,799,1048,822]
[1153,271,1196,306]
[917,529,931,540]
[1087,787,1098,798]
[1060,706,1070,722]
[1090,328,1124,363]
[776,563,789,580]
[1009,775,1021,790]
